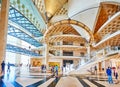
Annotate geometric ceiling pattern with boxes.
[6,44,41,56]
[9,6,43,37]
[93,2,120,34]
[94,15,120,44]
[93,2,120,43]
[8,25,42,47]
[6,6,43,56]
[94,31,120,49]
[5,0,120,57]
[98,12,120,38]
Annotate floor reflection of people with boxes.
[7,73,10,80]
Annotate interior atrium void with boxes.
[0,0,120,87]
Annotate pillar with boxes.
[103,49,105,56]
[0,0,9,68]
[81,58,85,65]
[101,61,105,71]
[15,38,22,65]
[45,43,49,69]
[15,54,21,65]
[98,62,102,72]
[87,45,90,60]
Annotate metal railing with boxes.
[76,46,120,70]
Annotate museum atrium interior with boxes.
[0,0,120,87]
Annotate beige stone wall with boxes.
[73,51,86,57]
[73,41,85,46]
[73,41,80,46]
[105,59,111,69]
[73,59,80,66]
[74,51,80,57]
[73,41,86,57]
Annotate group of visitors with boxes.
[51,65,58,77]
[106,67,119,84]
[92,65,119,84]
[1,60,119,84]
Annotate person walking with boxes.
[94,66,97,75]
[115,71,118,79]
[106,67,113,84]
[62,66,64,74]
[7,62,10,72]
[55,65,58,77]
[51,66,55,76]
[115,71,119,84]
[1,61,5,74]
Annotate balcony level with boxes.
[49,45,87,51]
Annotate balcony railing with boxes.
[75,46,120,70]
[91,46,120,58]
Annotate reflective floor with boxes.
[0,66,120,87]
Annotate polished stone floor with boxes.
[0,66,120,87]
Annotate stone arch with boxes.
[44,19,94,44]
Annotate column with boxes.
[101,61,105,71]
[15,38,22,65]
[103,49,105,56]
[87,45,90,60]
[98,62,102,72]
[15,54,21,65]
[73,59,79,68]
[45,43,49,69]
[0,0,9,69]
[81,58,85,65]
